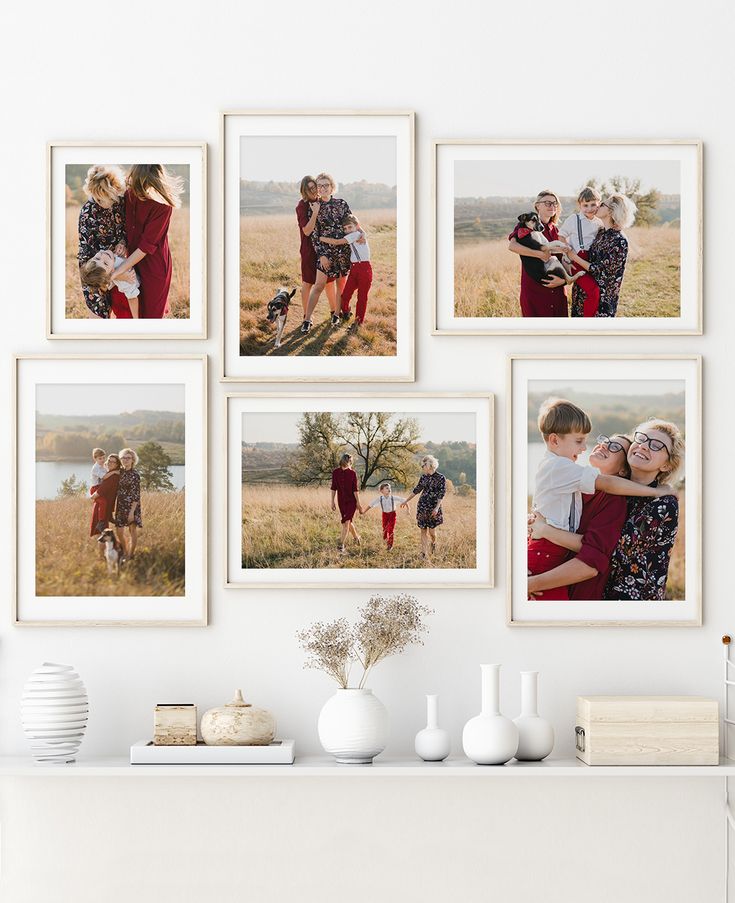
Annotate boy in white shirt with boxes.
[90,448,108,490]
[320,215,372,328]
[80,246,141,319]
[362,481,407,551]
[528,398,671,600]
[558,187,603,317]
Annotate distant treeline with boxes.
[65,163,191,207]
[241,179,396,215]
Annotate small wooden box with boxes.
[153,704,197,746]
[575,696,719,766]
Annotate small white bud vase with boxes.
[415,694,451,762]
[21,663,89,765]
[462,664,519,766]
[513,671,554,762]
[318,688,388,765]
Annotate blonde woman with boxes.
[77,165,127,318]
[295,175,337,318]
[401,455,447,561]
[114,448,143,559]
[112,164,184,319]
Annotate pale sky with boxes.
[529,379,685,398]
[243,412,476,445]
[455,159,681,197]
[36,384,185,416]
[240,136,396,185]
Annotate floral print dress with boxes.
[311,197,352,278]
[571,228,628,318]
[114,469,143,529]
[77,198,126,318]
[603,489,679,600]
[412,472,447,529]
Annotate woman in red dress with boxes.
[296,175,336,318]
[508,189,569,318]
[112,164,183,319]
[90,454,122,539]
[330,453,364,554]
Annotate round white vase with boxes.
[513,670,554,762]
[318,688,388,765]
[462,664,518,766]
[415,694,451,762]
[21,663,89,765]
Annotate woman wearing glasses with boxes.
[508,190,569,318]
[295,176,337,320]
[565,193,636,318]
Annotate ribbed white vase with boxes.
[318,688,388,764]
[21,663,89,765]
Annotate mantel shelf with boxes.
[0,756,734,778]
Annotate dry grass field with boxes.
[454,226,680,319]
[64,205,191,319]
[240,210,397,357]
[36,491,185,596]
[242,484,476,570]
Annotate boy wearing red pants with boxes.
[363,482,407,551]
[559,187,602,317]
[320,215,372,327]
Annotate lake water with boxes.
[36,462,185,500]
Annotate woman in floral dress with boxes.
[604,420,683,600]
[77,165,129,318]
[401,455,447,563]
[566,193,636,318]
[115,448,143,559]
[295,175,337,318]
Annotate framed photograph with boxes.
[47,142,207,339]
[226,393,493,587]
[222,111,414,381]
[14,355,207,626]
[508,355,701,627]
[434,140,702,336]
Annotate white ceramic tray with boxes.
[130,739,295,765]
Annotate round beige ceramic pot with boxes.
[200,690,276,746]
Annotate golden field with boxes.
[454,226,680,319]
[240,210,397,357]
[36,491,185,596]
[242,483,477,570]
[64,205,191,319]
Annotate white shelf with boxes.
[0,756,734,778]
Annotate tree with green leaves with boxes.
[57,474,88,498]
[136,441,175,492]
[582,176,661,227]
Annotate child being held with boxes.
[558,187,603,317]
[80,245,141,319]
[362,481,407,551]
[319,215,372,328]
[528,398,672,600]
[90,447,108,492]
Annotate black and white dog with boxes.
[266,287,297,348]
[513,213,582,286]
[98,528,124,576]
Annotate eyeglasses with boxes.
[316,182,331,189]
[538,200,558,207]
[633,431,671,456]
[599,202,609,209]
[596,435,628,453]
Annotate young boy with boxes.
[529,398,672,600]
[319,215,372,327]
[558,187,603,317]
[362,482,407,551]
[80,246,141,319]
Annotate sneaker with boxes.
[341,309,353,322]
[330,313,341,327]
[300,320,311,334]
[338,545,347,555]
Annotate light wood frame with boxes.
[13,354,208,627]
[433,138,703,336]
[46,141,208,340]
[226,392,494,588]
[507,353,702,627]
[220,110,415,382]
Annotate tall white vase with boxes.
[318,688,388,765]
[513,670,554,762]
[21,663,89,765]
[462,664,518,765]
[414,694,451,762]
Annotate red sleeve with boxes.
[136,203,173,255]
[576,494,627,575]
[330,469,338,491]
[350,471,358,491]
[296,202,310,230]
[98,473,120,504]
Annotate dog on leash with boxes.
[98,528,124,576]
[513,213,583,286]
[266,287,297,348]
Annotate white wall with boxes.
[0,1,732,900]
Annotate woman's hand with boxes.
[541,274,565,288]
[309,202,320,215]
[319,256,330,270]
[432,507,439,517]
[331,500,336,512]
[530,513,549,540]
[528,573,541,600]
[400,501,409,510]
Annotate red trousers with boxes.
[382,510,397,546]
[527,537,570,600]
[572,250,600,317]
[341,261,373,323]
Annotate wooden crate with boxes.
[575,696,719,766]
[153,704,197,746]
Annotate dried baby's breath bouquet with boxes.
[297,594,433,689]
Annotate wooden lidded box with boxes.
[575,696,719,766]
[153,704,197,746]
